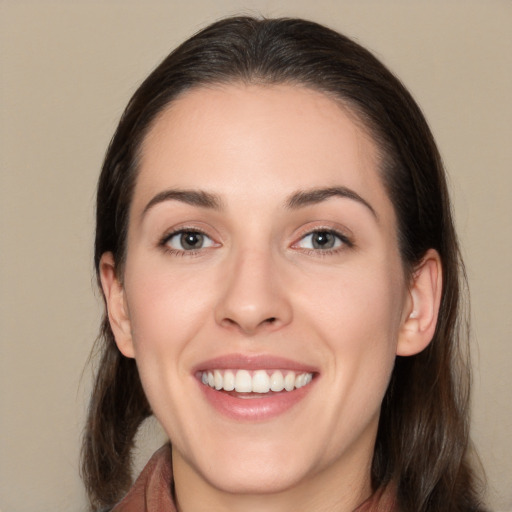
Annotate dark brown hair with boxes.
[82,16,486,511]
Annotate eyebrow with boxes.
[141,186,376,219]
[285,186,377,218]
[142,189,223,217]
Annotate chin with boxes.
[201,458,309,495]
[173,429,318,496]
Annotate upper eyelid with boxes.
[159,225,217,244]
[290,223,356,252]
[160,229,217,254]
[292,223,353,241]
[162,227,208,238]
[295,230,351,246]
[156,222,353,248]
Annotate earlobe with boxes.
[99,252,135,358]
[396,249,443,357]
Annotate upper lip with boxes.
[193,353,319,374]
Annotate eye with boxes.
[164,230,215,252]
[295,230,347,251]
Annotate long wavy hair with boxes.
[82,16,486,511]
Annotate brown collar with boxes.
[112,444,397,512]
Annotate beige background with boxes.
[1,1,510,511]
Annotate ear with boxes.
[397,249,443,357]
[99,252,135,358]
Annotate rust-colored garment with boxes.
[111,444,176,512]
[111,444,397,511]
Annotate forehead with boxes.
[134,83,393,220]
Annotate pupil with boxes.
[313,232,334,249]
[181,232,203,250]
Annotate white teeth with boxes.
[296,373,313,388]
[223,370,235,391]
[252,370,270,393]
[295,373,306,388]
[201,369,314,393]
[214,370,223,390]
[284,372,295,391]
[270,371,285,392]
[234,369,252,392]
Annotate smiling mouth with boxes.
[199,369,314,394]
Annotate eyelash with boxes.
[158,228,353,257]
[292,229,354,256]
[159,228,216,257]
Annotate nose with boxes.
[214,247,293,335]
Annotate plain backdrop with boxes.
[0,1,510,511]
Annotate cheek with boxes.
[124,266,215,356]
[303,256,404,345]
[299,258,404,404]
[121,266,217,436]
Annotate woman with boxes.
[82,16,487,512]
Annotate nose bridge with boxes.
[215,242,292,334]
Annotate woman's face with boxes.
[109,84,413,499]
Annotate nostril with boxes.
[220,315,279,334]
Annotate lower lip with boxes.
[198,379,316,421]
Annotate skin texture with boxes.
[100,84,442,512]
